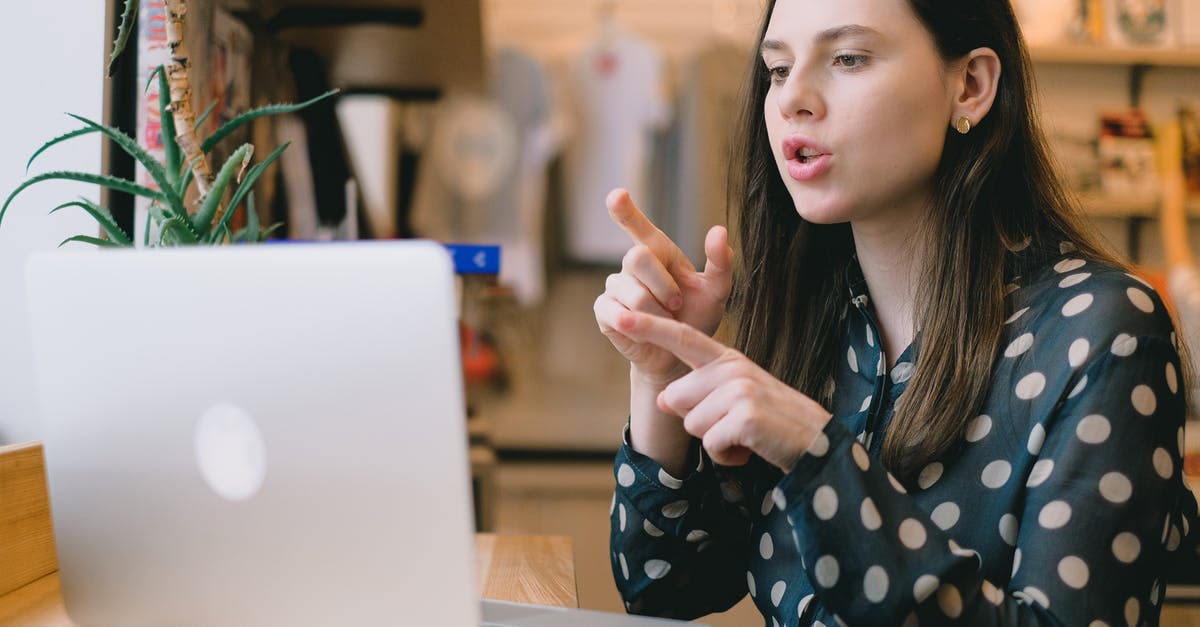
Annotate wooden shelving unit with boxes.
[1076,193,1200,218]
[1030,44,1200,67]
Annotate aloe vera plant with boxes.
[0,0,337,247]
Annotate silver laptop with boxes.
[25,241,699,627]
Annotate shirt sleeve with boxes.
[773,334,1193,625]
[609,424,755,619]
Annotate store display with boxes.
[562,13,670,265]
[1107,0,1174,47]
[1098,109,1159,199]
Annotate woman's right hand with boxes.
[594,189,734,386]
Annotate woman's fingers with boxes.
[605,271,673,318]
[607,188,696,275]
[702,225,734,291]
[621,245,682,311]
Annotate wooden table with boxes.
[0,442,576,626]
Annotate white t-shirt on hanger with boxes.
[563,23,670,265]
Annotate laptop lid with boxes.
[25,241,479,627]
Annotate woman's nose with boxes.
[775,66,823,121]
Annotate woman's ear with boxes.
[950,48,1001,133]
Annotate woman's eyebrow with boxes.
[760,24,884,55]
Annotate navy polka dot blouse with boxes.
[610,245,1200,626]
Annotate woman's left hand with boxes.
[615,309,833,472]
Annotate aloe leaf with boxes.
[245,191,260,239]
[26,127,100,173]
[208,142,289,242]
[193,99,219,132]
[60,235,122,248]
[48,199,132,246]
[158,216,200,245]
[200,89,338,154]
[145,65,162,93]
[65,113,182,211]
[2,171,166,227]
[258,222,284,241]
[143,205,153,246]
[176,156,199,198]
[107,0,139,78]
[157,67,181,187]
[191,143,253,238]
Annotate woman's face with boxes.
[761,0,956,227]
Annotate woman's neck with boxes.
[851,212,929,368]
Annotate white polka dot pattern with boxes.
[1028,423,1047,455]
[617,463,635,487]
[861,498,882,530]
[1062,293,1094,317]
[931,502,960,530]
[899,519,927,550]
[1005,333,1034,358]
[1058,555,1089,589]
[1015,372,1046,400]
[662,501,688,518]
[981,460,1012,489]
[1111,334,1138,357]
[917,462,944,489]
[1006,307,1030,324]
[1027,459,1054,488]
[771,580,786,607]
[813,485,838,520]
[606,260,1191,627]
[966,415,993,443]
[1153,448,1173,479]
[644,559,671,579]
[1099,472,1133,504]
[814,555,839,588]
[999,514,1019,546]
[760,532,774,559]
[913,575,939,603]
[657,468,683,489]
[1132,385,1156,416]
[938,584,963,618]
[1127,288,1154,313]
[863,566,889,603]
[1039,501,1072,529]
[1077,414,1111,444]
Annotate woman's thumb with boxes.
[702,225,733,283]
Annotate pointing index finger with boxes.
[616,310,726,370]
[607,189,695,273]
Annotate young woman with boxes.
[594,0,1200,625]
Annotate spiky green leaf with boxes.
[158,216,201,245]
[66,113,183,213]
[145,65,162,93]
[48,199,132,246]
[107,0,140,78]
[157,67,182,187]
[191,143,253,238]
[207,142,289,243]
[194,99,219,131]
[60,235,123,248]
[26,127,100,173]
[201,90,339,154]
[2,171,166,227]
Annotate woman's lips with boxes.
[781,136,832,182]
[786,153,831,182]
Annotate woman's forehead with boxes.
[763,0,923,44]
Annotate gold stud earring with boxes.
[954,116,972,135]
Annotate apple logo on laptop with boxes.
[194,403,268,502]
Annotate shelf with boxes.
[1077,192,1200,218]
[1030,44,1200,67]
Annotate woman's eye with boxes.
[833,54,868,69]
[766,65,790,84]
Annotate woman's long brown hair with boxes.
[726,0,1124,482]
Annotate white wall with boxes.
[0,3,107,444]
